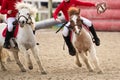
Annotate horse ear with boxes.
[29,7,38,18]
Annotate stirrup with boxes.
[3,43,11,49]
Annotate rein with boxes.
[56,21,67,33]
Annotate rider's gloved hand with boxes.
[56,18,62,23]
[7,10,12,14]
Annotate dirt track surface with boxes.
[0,29,120,80]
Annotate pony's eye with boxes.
[70,20,73,23]
[77,18,82,26]
[70,22,75,29]
[70,22,75,27]
[27,13,30,15]
[68,25,74,30]
[77,18,80,21]
[70,20,74,24]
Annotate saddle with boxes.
[2,23,19,49]
[2,24,19,38]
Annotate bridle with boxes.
[17,13,33,25]
[69,24,82,35]
[69,15,82,35]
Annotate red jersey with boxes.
[0,0,3,6]
[0,0,22,18]
[53,0,95,21]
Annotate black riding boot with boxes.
[3,30,13,49]
[63,34,76,56]
[89,25,100,46]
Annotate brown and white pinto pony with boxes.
[68,7,103,73]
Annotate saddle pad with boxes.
[2,25,19,38]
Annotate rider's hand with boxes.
[56,18,62,23]
[7,10,12,14]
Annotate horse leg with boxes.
[79,51,93,72]
[89,46,103,74]
[75,52,82,67]
[26,51,33,70]
[12,51,26,72]
[31,45,46,74]
[6,52,13,62]
[0,48,7,71]
[18,45,33,71]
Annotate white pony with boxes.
[0,2,46,74]
[68,7,103,73]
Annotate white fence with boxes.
[24,0,62,20]
[24,0,61,9]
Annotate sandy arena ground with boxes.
[0,29,120,80]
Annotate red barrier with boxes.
[106,2,120,9]
[93,20,120,31]
[81,9,120,20]
[81,0,120,9]
[80,0,120,31]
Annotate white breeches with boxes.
[7,17,16,32]
[62,16,92,37]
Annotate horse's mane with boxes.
[68,7,80,16]
[15,2,38,18]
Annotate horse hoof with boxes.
[77,63,82,67]
[1,66,7,71]
[2,68,7,71]
[89,69,94,72]
[75,61,82,67]
[29,66,33,70]
[21,69,26,72]
[41,71,47,75]
[97,70,103,74]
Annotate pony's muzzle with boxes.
[18,17,27,24]
[19,20,26,24]
[75,26,81,35]
[18,21,25,28]
[75,31,80,35]
[22,21,25,24]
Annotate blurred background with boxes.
[24,0,120,31]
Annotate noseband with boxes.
[69,17,82,35]
[69,25,82,35]
[17,14,33,25]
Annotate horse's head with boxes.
[15,2,37,27]
[68,7,82,35]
